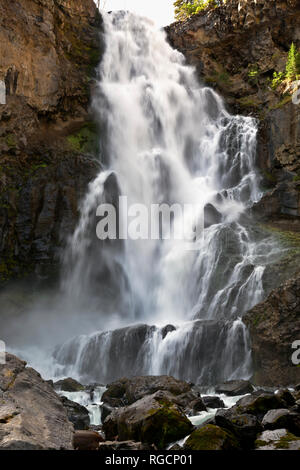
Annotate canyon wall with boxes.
[0,0,102,282]
[167,0,300,386]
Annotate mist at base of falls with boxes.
[1,11,283,385]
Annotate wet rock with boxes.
[215,409,261,448]
[262,409,300,436]
[54,377,84,392]
[101,403,115,422]
[204,203,222,229]
[102,375,192,408]
[184,424,241,451]
[60,396,90,430]
[202,396,225,409]
[275,389,296,408]
[215,380,254,396]
[103,390,194,449]
[73,430,104,451]
[255,429,300,450]
[244,275,300,387]
[234,391,287,419]
[161,324,176,339]
[0,354,74,450]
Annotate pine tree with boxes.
[285,43,300,81]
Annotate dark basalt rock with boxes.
[215,380,254,396]
[184,424,241,451]
[60,396,90,430]
[54,377,84,392]
[244,276,300,387]
[102,375,192,408]
[215,409,262,448]
[262,409,300,436]
[202,396,225,409]
[101,375,206,421]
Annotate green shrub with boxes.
[285,43,300,81]
[174,0,223,21]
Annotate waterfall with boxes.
[53,11,275,385]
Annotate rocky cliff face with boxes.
[166,0,300,220]
[167,0,300,386]
[244,275,300,386]
[0,0,102,282]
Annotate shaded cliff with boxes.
[244,275,300,386]
[0,0,103,282]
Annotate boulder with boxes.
[60,396,90,430]
[215,380,254,396]
[275,389,296,408]
[184,424,241,451]
[215,409,261,448]
[73,430,104,451]
[103,390,194,449]
[98,441,155,451]
[101,377,206,421]
[255,429,300,450]
[54,377,84,392]
[262,409,300,436]
[202,396,225,409]
[204,203,222,229]
[102,375,192,408]
[101,403,115,422]
[234,391,287,419]
[0,354,74,450]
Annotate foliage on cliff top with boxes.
[174,0,225,21]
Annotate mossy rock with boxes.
[140,403,193,450]
[67,121,99,155]
[255,429,300,450]
[103,391,193,450]
[184,424,241,451]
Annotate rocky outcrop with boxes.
[166,0,300,221]
[0,0,103,282]
[167,0,300,390]
[60,396,90,430]
[102,390,194,449]
[184,424,241,451]
[0,353,74,449]
[244,275,300,387]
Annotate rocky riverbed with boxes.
[1,354,299,450]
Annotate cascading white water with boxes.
[53,11,276,385]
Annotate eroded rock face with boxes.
[244,276,300,387]
[102,375,192,407]
[215,380,254,397]
[0,353,74,449]
[0,0,102,282]
[166,0,300,220]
